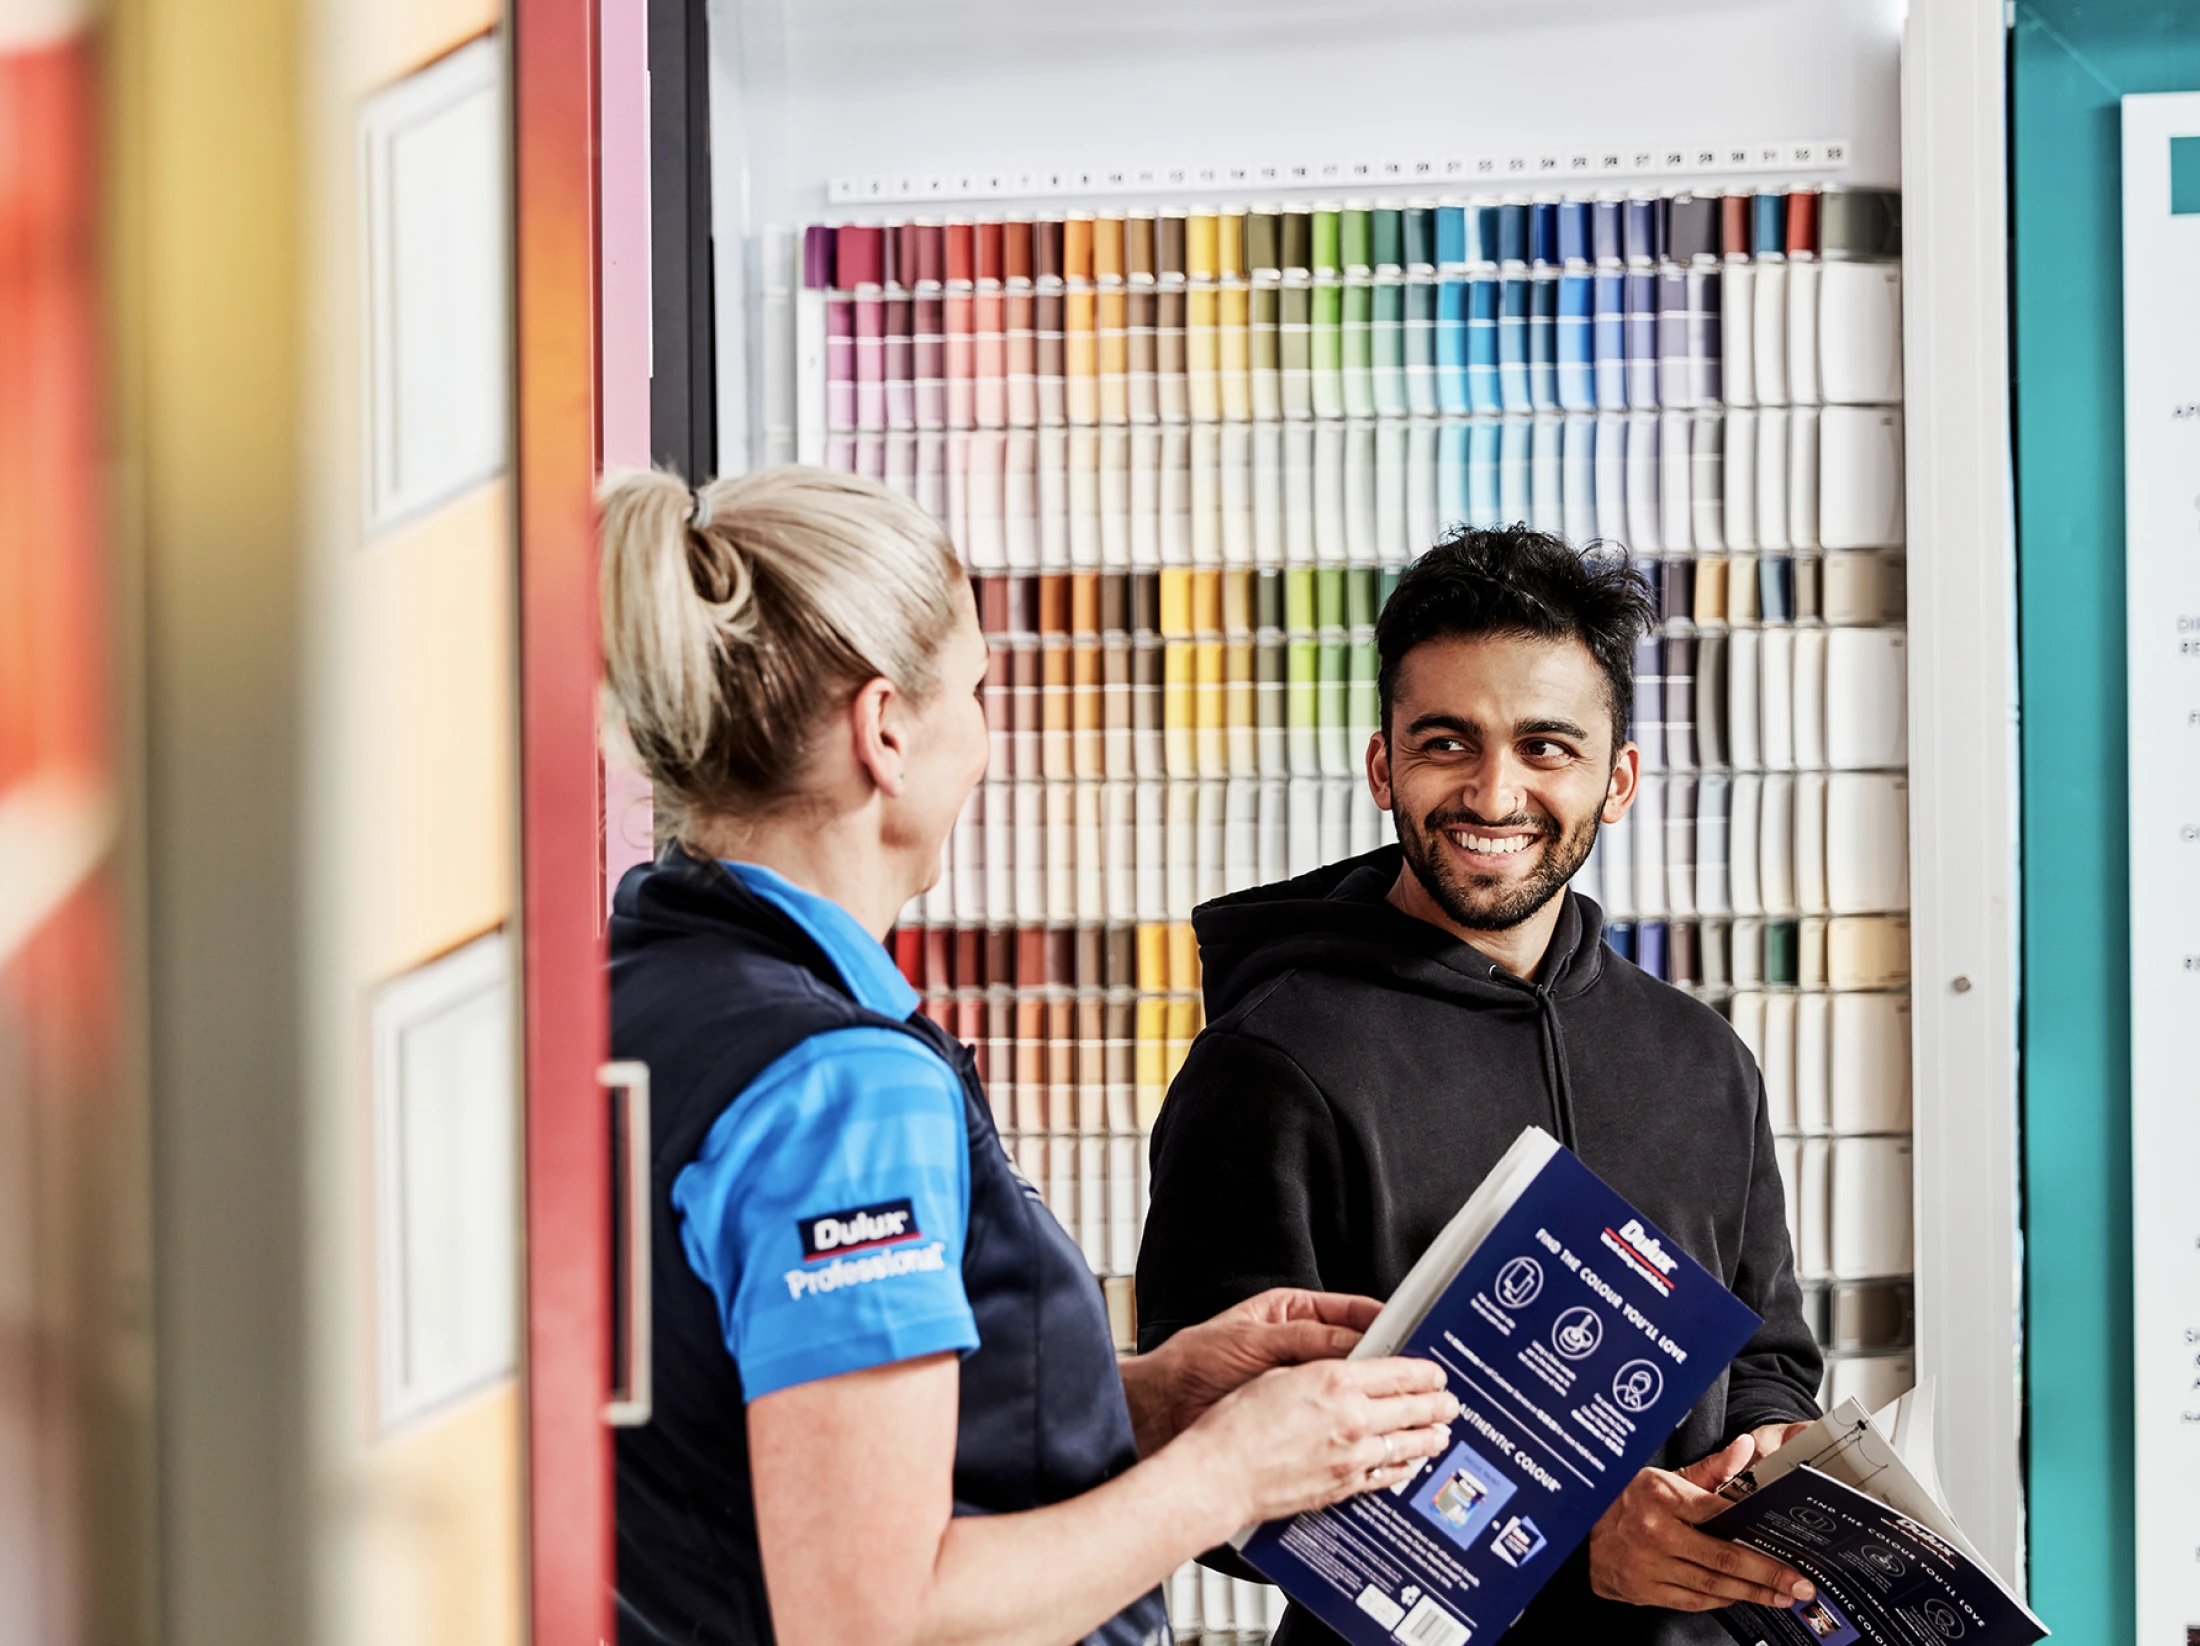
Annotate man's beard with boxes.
[1394,801,1600,932]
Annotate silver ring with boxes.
[1379,1433,1394,1468]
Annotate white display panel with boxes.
[372,931,517,1433]
[2120,89,2200,1646]
[359,38,508,533]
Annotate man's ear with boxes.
[1367,729,1393,812]
[1600,741,1641,824]
[848,676,905,798]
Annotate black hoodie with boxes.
[1134,847,1820,1646]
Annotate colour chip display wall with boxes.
[757,187,1911,1523]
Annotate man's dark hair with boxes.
[1376,525,1655,751]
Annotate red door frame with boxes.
[511,0,612,1639]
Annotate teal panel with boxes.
[2172,134,2200,212]
[2012,5,2200,1641]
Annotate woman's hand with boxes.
[749,1344,1452,1646]
[1122,1288,1384,1455]
[1171,1355,1459,1531]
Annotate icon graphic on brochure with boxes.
[1494,1257,1544,1310]
[1791,1504,1838,1534]
[1858,1544,1907,1579]
[1489,1515,1548,1568]
[1551,1306,1602,1360]
[1610,1358,1663,1412]
[1921,1599,1965,1639]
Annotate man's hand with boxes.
[1587,1435,1818,1613]
[1745,1420,1815,1462]
[1122,1289,1382,1456]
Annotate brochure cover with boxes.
[1235,1129,1763,1646]
[1704,1388,2048,1646]
[1705,1467,2046,1646]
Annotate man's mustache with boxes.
[1420,808,1556,838]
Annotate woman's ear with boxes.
[848,676,906,798]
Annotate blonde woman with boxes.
[599,466,1456,1646]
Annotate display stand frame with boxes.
[1898,0,2025,1586]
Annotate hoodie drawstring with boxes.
[1531,984,1580,1151]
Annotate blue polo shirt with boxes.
[670,863,979,1400]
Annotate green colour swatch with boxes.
[1316,639,1349,774]
[1310,281,1343,373]
[1345,568,1379,630]
[1313,567,1345,631]
[1372,206,1404,271]
[1285,639,1320,778]
[1340,206,1372,274]
[1311,208,1341,276]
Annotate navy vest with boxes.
[610,850,1167,1646]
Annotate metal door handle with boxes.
[600,1060,652,1427]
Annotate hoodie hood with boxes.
[1192,843,1610,1020]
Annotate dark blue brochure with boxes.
[1235,1129,1762,1646]
[1706,1466,2047,1646]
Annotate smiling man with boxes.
[1135,527,1823,1645]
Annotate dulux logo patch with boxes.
[799,1198,920,1261]
[1617,1218,1678,1276]
[1600,1217,1680,1296]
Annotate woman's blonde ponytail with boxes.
[597,465,965,839]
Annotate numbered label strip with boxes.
[829,139,1850,206]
